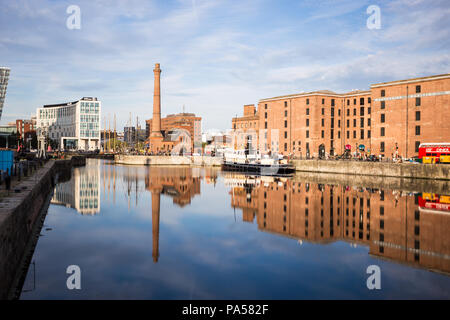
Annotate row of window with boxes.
[39,107,75,119]
[233,121,257,129]
[259,109,421,131]
[381,85,421,97]
[263,85,426,115]
[265,96,371,110]
[345,118,371,128]
[80,130,100,137]
[380,126,421,137]
[379,141,421,153]
[51,131,75,139]
[80,123,99,130]
[380,97,421,109]
[80,115,100,123]
[80,102,100,114]
[346,107,371,116]
[279,128,372,146]
[346,97,371,106]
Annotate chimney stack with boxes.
[151,63,163,137]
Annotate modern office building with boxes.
[0,67,10,121]
[232,73,450,159]
[36,97,101,151]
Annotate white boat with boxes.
[222,150,295,176]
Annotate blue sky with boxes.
[1,0,449,130]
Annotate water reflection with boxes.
[52,162,450,274]
[146,167,202,207]
[224,173,450,274]
[57,161,450,273]
[19,160,449,299]
[51,161,101,215]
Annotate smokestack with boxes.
[151,63,162,137]
[152,191,160,263]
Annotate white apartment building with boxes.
[36,97,101,151]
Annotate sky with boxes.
[0,0,449,131]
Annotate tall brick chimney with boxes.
[152,191,160,263]
[151,63,163,138]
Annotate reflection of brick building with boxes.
[227,174,450,274]
[145,166,204,263]
[233,74,450,158]
[145,167,202,207]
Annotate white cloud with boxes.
[0,0,448,129]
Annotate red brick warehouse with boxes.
[232,74,450,158]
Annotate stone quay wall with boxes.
[291,160,450,180]
[0,156,85,299]
[114,156,448,180]
[293,171,449,194]
[114,155,223,167]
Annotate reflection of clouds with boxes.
[22,161,450,299]
[22,209,215,299]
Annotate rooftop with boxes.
[166,112,197,118]
[259,89,371,102]
[42,97,99,108]
[43,101,78,108]
[259,73,450,101]
[371,73,450,88]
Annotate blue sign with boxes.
[0,150,14,173]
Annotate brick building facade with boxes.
[232,74,450,158]
[231,104,259,150]
[16,118,36,142]
[371,74,450,158]
[146,112,202,153]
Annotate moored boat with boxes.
[221,150,295,176]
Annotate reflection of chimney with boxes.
[151,63,163,138]
[152,191,160,263]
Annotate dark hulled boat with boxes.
[222,161,295,176]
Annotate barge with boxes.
[221,150,295,176]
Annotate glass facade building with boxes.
[36,97,102,151]
[0,67,10,121]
